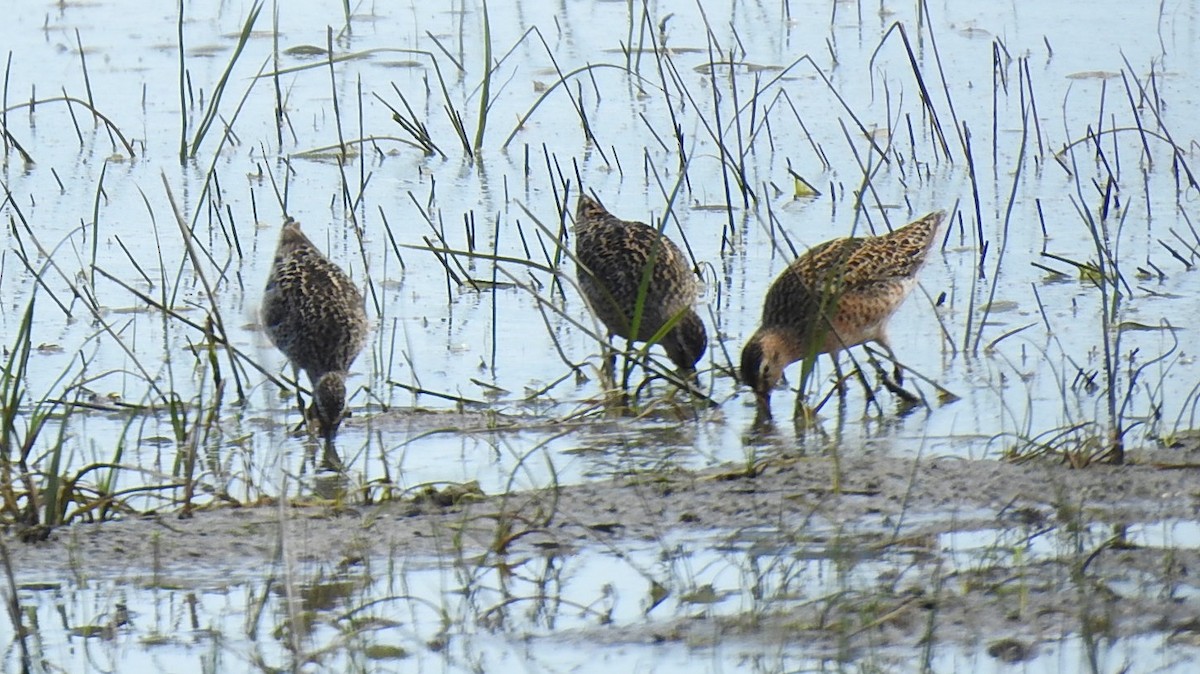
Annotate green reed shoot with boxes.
[0,294,36,472]
[0,294,74,530]
[87,159,107,290]
[185,0,263,160]
[473,0,493,153]
[971,103,1031,354]
[176,0,186,161]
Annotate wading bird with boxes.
[574,193,707,374]
[740,210,946,419]
[262,218,367,445]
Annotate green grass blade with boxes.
[473,0,493,152]
[188,0,264,158]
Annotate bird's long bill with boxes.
[754,390,773,420]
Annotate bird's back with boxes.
[793,211,943,289]
[262,221,367,380]
[574,195,699,341]
[760,211,944,337]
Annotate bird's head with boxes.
[739,330,794,418]
[313,371,349,441]
[662,310,708,372]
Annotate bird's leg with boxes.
[751,408,775,432]
[290,366,314,436]
[873,341,920,405]
[619,336,638,393]
[304,399,322,433]
[830,352,848,396]
[878,370,920,405]
[791,393,818,428]
[320,437,344,471]
[599,333,617,389]
[877,338,904,385]
[292,405,318,437]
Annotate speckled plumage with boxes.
[574,194,707,370]
[262,219,367,440]
[741,210,945,417]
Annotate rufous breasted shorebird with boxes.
[740,210,945,419]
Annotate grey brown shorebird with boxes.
[262,218,367,443]
[740,210,946,419]
[574,193,707,373]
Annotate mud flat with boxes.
[7,446,1200,665]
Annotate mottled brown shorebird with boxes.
[262,218,367,443]
[740,210,945,418]
[574,193,707,372]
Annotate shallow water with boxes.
[3,0,1198,496]
[11,514,1199,672]
[4,0,1200,670]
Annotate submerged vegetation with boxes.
[1,0,1200,670]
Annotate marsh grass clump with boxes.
[1001,424,1123,467]
[0,296,60,538]
[0,295,175,534]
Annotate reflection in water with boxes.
[9,516,1198,672]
